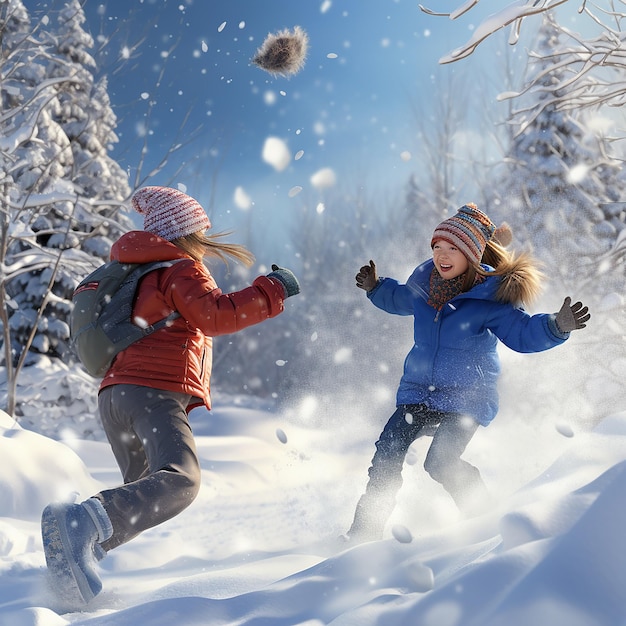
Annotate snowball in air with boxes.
[333,347,352,364]
[567,164,589,184]
[310,167,336,190]
[276,428,288,444]
[252,26,309,77]
[262,136,291,171]
[234,186,252,210]
[264,91,277,105]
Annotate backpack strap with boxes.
[102,258,186,345]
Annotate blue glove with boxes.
[267,264,300,298]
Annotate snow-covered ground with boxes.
[1,385,626,626]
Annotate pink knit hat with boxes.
[431,203,496,265]
[131,186,211,241]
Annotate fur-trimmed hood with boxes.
[487,253,544,307]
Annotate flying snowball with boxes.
[262,136,291,171]
[252,26,309,77]
[276,428,288,444]
[233,186,252,210]
[567,163,589,184]
[333,347,352,364]
[310,167,336,190]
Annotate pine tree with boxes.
[492,14,626,294]
[0,0,132,430]
[490,14,626,424]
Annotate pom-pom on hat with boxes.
[131,186,211,241]
[493,222,513,248]
[431,203,496,265]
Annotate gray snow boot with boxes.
[41,497,113,606]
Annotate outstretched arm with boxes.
[486,296,590,353]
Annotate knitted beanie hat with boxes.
[131,186,211,241]
[431,203,496,265]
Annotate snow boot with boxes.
[41,497,113,606]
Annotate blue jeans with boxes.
[95,385,201,551]
[348,404,485,540]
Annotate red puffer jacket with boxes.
[99,231,287,409]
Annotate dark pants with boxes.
[95,384,201,552]
[348,404,487,541]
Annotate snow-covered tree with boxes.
[0,0,132,425]
[490,15,626,290]
[489,15,626,421]
[422,1,626,112]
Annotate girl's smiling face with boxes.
[432,239,469,279]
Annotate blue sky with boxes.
[71,1,503,233]
[29,1,588,251]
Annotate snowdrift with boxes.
[1,403,626,626]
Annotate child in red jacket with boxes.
[41,186,300,607]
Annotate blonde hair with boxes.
[464,239,544,306]
[171,231,255,267]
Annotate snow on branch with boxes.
[419,0,574,63]
[422,1,626,111]
[502,9,626,112]
[598,224,626,267]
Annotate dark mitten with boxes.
[267,264,300,297]
[555,297,590,332]
[356,260,378,292]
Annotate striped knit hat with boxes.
[131,186,211,241]
[431,203,496,265]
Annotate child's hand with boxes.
[267,264,300,297]
[555,297,590,332]
[356,260,378,292]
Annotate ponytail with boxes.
[464,235,544,306]
[172,231,255,267]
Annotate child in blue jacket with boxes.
[346,203,590,542]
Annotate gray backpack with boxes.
[70,259,183,377]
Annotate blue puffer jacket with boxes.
[368,259,569,425]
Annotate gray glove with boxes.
[356,260,378,292]
[267,264,300,298]
[555,297,590,333]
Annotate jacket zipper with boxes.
[430,307,443,387]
